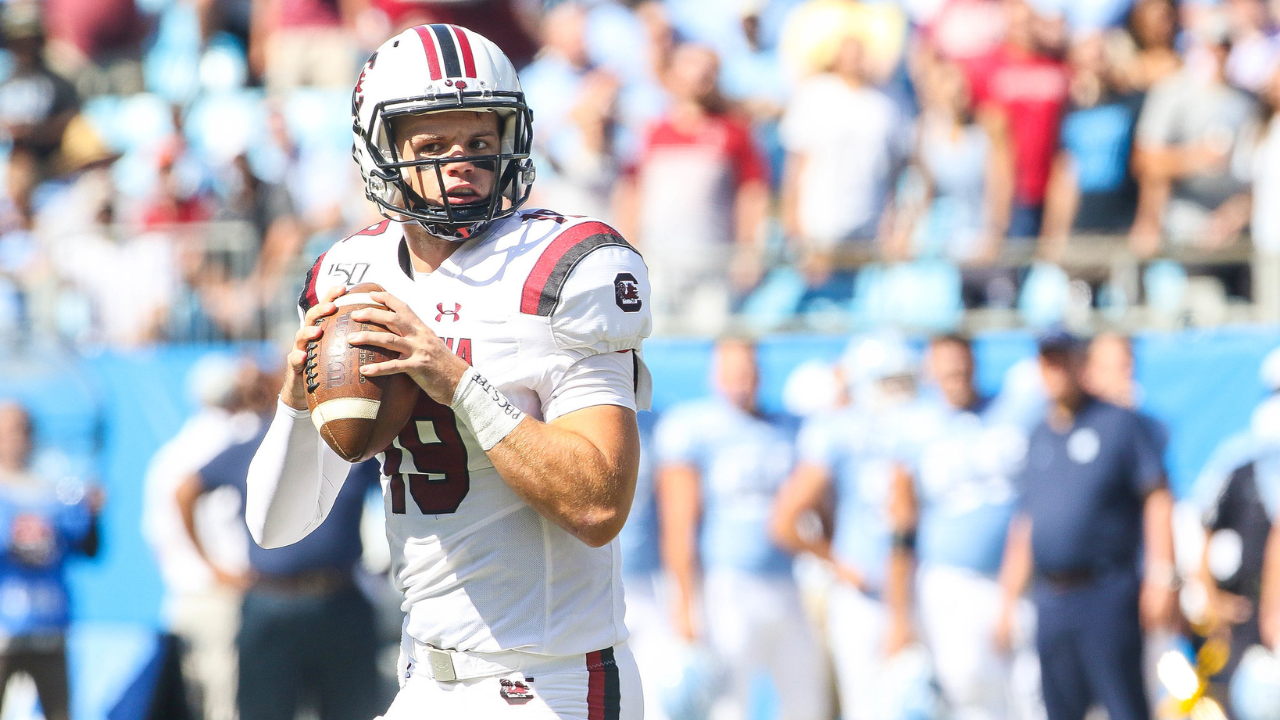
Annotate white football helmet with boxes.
[351,24,535,240]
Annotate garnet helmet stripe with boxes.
[431,24,463,78]
[450,25,477,78]
[412,25,442,80]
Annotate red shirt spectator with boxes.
[631,112,765,256]
[969,44,1069,209]
[44,0,145,61]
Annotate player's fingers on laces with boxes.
[286,349,307,372]
[303,300,339,327]
[359,358,409,377]
[293,324,322,352]
[348,330,413,357]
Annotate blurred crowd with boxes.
[3,0,1280,342]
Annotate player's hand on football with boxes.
[282,286,347,411]
[349,291,470,406]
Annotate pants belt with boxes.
[409,640,541,683]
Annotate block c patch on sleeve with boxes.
[613,273,642,313]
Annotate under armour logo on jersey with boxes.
[436,303,461,322]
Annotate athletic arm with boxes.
[1140,487,1179,630]
[1260,518,1280,649]
[883,464,919,655]
[994,513,1032,652]
[657,462,702,641]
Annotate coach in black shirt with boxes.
[994,330,1177,720]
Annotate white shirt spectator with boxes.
[51,230,178,345]
[781,74,909,247]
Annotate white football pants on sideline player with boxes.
[826,583,889,720]
[624,572,673,720]
[703,569,831,720]
[382,637,643,720]
[917,564,1042,720]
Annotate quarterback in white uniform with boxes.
[245,24,650,720]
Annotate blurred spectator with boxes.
[1132,15,1258,255]
[1250,64,1280,255]
[252,0,359,94]
[365,0,538,67]
[995,330,1176,720]
[42,0,146,97]
[1118,0,1182,92]
[142,357,266,720]
[1041,35,1144,259]
[521,3,621,220]
[888,335,1037,720]
[177,429,383,720]
[781,35,909,274]
[198,0,254,53]
[968,0,1070,240]
[48,153,179,345]
[0,3,79,170]
[772,333,928,720]
[901,53,1011,265]
[655,338,830,720]
[1224,0,1278,94]
[141,140,215,230]
[615,43,768,333]
[0,401,102,720]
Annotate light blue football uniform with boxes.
[913,398,1027,576]
[620,411,661,578]
[798,401,938,593]
[654,398,797,575]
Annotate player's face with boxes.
[714,341,759,411]
[393,111,501,208]
[929,341,974,409]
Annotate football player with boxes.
[245,25,651,720]
[654,338,830,720]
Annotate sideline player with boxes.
[885,335,1038,720]
[245,24,652,720]
[654,338,830,720]
[771,333,932,720]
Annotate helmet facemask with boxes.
[357,90,535,241]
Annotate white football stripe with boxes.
[333,293,382,308]
[310,397,382,433]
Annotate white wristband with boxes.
[450,367,526,451]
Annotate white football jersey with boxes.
[302,210,652,656]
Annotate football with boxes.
[305,283,419,462]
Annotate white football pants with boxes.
[703,568,831,720]
[826,583,890,720]
[381,639,643,720]
[917,565,1044,720]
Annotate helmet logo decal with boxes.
[354,51,378,112]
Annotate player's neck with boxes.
[403,222,462,274]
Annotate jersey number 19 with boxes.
[381,393,471,515]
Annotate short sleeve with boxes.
[796,415,839,469]
[726,118,767,187]
[653,405,703,466]
[549,241,652,356]
[542,351,641,422]
[1129,413,1167,497]
[779,82,820,154]
[199,436,258,493]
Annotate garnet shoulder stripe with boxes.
[431,25,463,78]
[520,222,636,317]
[413,25,442,80]
[585,647,620,720]
[298,251,328,312]
[349,219,390,240]
[450,26,477,78]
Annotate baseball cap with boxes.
[1037,326,1084,356]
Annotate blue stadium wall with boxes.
[1,328,1278,717]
